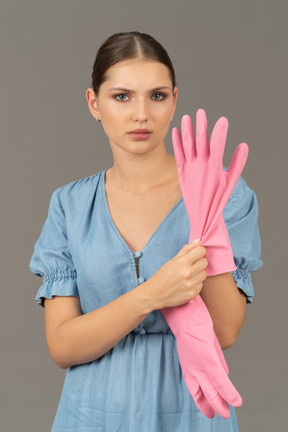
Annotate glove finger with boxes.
[172,127,186,170]
[181,114,196,161]
[182,373,215,419]
[225,142,249,199]
[199,373,231,419]
[193,386,215,419]
[213,366,243,408]
[214,332,229,375]
[196,108,210,159]
[209,115,228,159]
[207,391,231,419]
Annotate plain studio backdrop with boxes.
[0,1,286,430]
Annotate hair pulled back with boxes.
[91,31,177,97]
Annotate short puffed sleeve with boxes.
[29,187,79,307]
[223,178,263,303]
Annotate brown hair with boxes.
[91,31,177,97]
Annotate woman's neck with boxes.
[106,151,178,196]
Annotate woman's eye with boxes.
[152,93,166,100]
[114,94,129,101]
[113,93,166,101]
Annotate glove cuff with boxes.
[190,217,236,276]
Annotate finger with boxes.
[181,114,196,161]
[190,258,208,277]
[193,387,215,418]
[185,245,207,263]
[210,115,228,160]
[225,142,249,199]
[176,239,201,258]
[199,375,231,419]
[193,282,204,297]
[188,238,201,248]
[207,391,231,419]
[182,373,215,418]
[217,381,243,408]
[172,127,186,170]
[213,333,229,375]
[213,367,243,408]
[196,108,210,159]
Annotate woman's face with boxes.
[87,58,178,156]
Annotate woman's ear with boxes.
[86,88,100,121]
[171,86,178,118]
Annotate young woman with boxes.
[29,31,262,431]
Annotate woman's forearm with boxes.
[47,284,156,369]
[47,271,245,368]
[200,272,247,350]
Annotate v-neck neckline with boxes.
[101,168,183,257]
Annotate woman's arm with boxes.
[200,272,247,350]
[44,243,208,369]
[44,286,155,369]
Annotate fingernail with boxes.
[190,238,201,246]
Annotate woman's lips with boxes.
[127,132,152,140]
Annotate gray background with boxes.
[1,1,287,430]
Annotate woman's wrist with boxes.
[133,280,159,315]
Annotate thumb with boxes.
[225,142,249,199]
[176,238,201,257]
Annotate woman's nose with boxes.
[132,98,148,122]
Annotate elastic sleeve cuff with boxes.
[232,268,254,303]
[35,270,79,307]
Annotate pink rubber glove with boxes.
[161,109,248,418]
[173,109,249,276]
[161,297,241,418]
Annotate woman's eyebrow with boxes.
[108,86,171,93]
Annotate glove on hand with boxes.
[161,109,248,418]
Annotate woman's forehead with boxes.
[104,59,171,87]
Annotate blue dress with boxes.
[29,168,263,431]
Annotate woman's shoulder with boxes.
[53,169,105,207]
[223,168,259,222]
[223,168,259,225]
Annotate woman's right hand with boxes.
[144,239,208,310]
